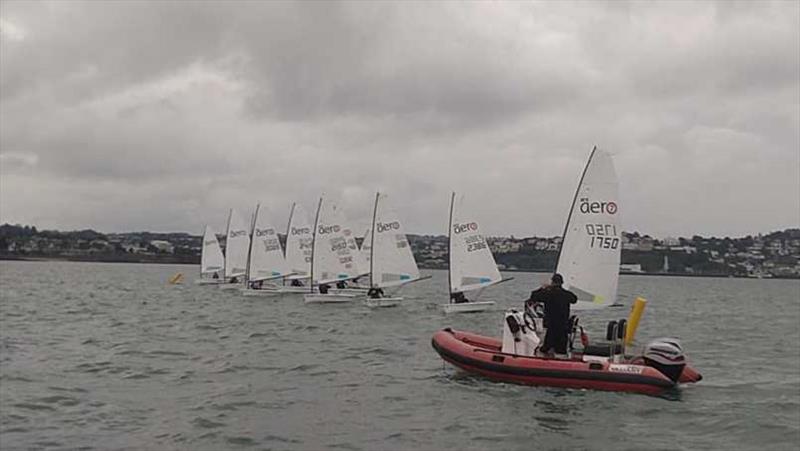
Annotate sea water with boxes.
[1,261,798,450]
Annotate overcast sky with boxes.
[1,1,798,238]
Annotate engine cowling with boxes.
[643,338,686,382]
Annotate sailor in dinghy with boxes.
[219,208,250,290]
[363,192,429,308]
[442,192,512,314]
[241,203,294,297]
[303,197,362,304]
[196,225,225,285]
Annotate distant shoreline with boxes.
[0,254,198,265]
[2,255,797,280]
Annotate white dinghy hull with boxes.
[442,301,496,314]
[241,289,281,297]
[333,287,369,295]
[364,297,403,308]
[304,293,358,304]
[266,286,313,294]
[218,283,244,291]
[195,279,222,286]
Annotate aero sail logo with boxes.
[291,227,310,235]
[579,198,617,215]
[453,222,478,234]
[229,230,247,238]
[318,224,341,235]
[376,221,400,233]
[255,228,275,237]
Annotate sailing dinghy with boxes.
[332,216,370,295]
[555,147,622,309]
[242,204,293,297]
[364,192,427,308]
[303,197,361,303]
[219,208,250,291]
[253,202,316,295]
[196,225,224,285]
[443,192,510,313]
[432,147,701,394]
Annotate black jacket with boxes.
[527,285,577,329]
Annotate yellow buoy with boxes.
[168,272,184,285]
[624,297,647,346]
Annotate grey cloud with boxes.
[0,1,797,237]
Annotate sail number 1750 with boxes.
[586,224,619,249]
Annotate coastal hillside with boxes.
[1,224,797,279]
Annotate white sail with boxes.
[284,203,313,280]
[247,204,291,282]
[369,193,420,289]
[311,197,361,285]
[448,192,502,294]
[339,214,369,278]
[359,227,372,269]
[555,147,621,309]
[200,225,224,276]
[224,208,250,280]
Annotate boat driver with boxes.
[525,273,577,358]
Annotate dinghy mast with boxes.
[555,146,597,271]
[447,192,456,304]
[309,196,323,293]
[245,203,260,284]
[284,202,295,259]
[369,192,380,290]
[223,208,232,281]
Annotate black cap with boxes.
[551,273,564,285]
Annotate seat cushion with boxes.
[582,343,624,356]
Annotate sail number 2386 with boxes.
[586,224,619,249]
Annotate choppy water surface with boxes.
[1,261,798,450]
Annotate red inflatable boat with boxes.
[432,328,702,396]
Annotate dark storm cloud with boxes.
[0,1,798,236]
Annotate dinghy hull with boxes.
[303,293,357,304]
[431,328,700,395]
[241,289,281,297]
[195,279,222,286]
[441,301,495,314]
[364,297,402,308]
[218,283,243,291]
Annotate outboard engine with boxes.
[501,309,540,356]
[643,338,686,382]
